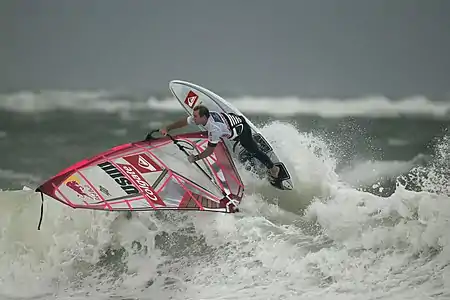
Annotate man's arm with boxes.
[195,129,221,161]
[165,117,188,131]
[194,145,215,160]
[161,117,190,135]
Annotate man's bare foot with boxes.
[269,165,280,179]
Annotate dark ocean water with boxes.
[0,92,449,300]
[0,108,447,194]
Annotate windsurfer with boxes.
[158,105,280,180]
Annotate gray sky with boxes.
[2,0,450,98]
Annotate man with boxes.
[159,105,280,180]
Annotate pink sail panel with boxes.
[36,132,244,213]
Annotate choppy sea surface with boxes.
[0,90,449,300]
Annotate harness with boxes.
[220,112,245,140]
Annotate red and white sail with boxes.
[36,132,244,213]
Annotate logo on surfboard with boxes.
[184,90,199,108]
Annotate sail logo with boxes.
[98,161,139,195]
[123,153,161,173]
[184,90,198,108]
[64,174,101,203]
[117,163,165,206]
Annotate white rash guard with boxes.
[187,111,234,146]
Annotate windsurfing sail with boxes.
[36,131,244,218]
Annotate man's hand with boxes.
[160,127,168,136]
[188,154,197,163]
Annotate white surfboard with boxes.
[169,79,294,191]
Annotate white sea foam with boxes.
[0,123,449,300]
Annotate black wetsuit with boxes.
[220,112,275,169]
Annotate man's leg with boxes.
[238,124,280,178]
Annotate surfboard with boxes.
[169,80,294,191]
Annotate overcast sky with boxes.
[2,0,450,98]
